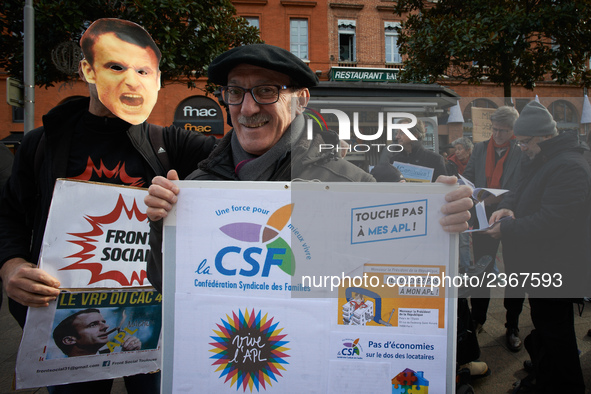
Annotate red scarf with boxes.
[448,154,468,174]
[485,137,514,189]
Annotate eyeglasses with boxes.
[492,127,511,134]
[516,136,535,147]
[221,85,292,105]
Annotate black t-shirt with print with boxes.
[67,112,149,187]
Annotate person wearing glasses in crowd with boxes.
[144,43,474,292]
[462,106,525,352]
[486,101,591,393]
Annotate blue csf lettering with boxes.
[240,247,262,277]
[262,248,286,276]
[215,246,286,277]
[215,246,240,275]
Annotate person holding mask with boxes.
[0,18,216,393]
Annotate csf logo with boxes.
[214,204,295,277]
[338,338,363,359]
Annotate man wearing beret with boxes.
[144,43,474,292]
[487,101,591,393]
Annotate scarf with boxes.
[448,154,468,175]
[231,115,305,181]
[485,137,513,189]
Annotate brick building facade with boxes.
[1,0,588,152]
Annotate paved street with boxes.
[2,286,591,393]
[0,289,126,394]
[469,286,591,393]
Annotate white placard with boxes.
[16,289,161,389]
[17,180,160,389]
[163,181,458,393]
[39,179,152,289]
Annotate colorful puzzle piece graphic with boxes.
[397,371,418,386]
[407,385,429,394]
[392,369,429,394]
[392,383,411,394]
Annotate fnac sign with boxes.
[173,96,224,135]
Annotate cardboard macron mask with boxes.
[80,18,162,125]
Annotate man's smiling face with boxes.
[81,32,161,125]
[227,64,308,156]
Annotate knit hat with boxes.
[513,101,557,136]
[208,44,319,88]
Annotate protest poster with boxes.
[16,180,161,389]
[15,289,162,389]
[471,107,496,142]
[391,161,434,182]
[161,181,458,393]
[39,179,152,289]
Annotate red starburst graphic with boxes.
[71,158,145,187]
[62,194,149,286]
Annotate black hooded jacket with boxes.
[0,97,216,326]
[498,131,591,298]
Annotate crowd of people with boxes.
[0,17,590,394]
[439,103,591,393]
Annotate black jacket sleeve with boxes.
[0,128,46,268]
[431,154,448,181]
[163,126,217,179]
[146,220,164,293]
[0,144,14,191]
[146,126,217,293]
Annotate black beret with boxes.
[208,44,319,88]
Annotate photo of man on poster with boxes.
[52,308,141,358]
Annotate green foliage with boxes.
[393,0,591,97]
[0,0,262,88]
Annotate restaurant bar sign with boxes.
[173,96,224,135]
[330,67,400,82]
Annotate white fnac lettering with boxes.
[183,106,217,117]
